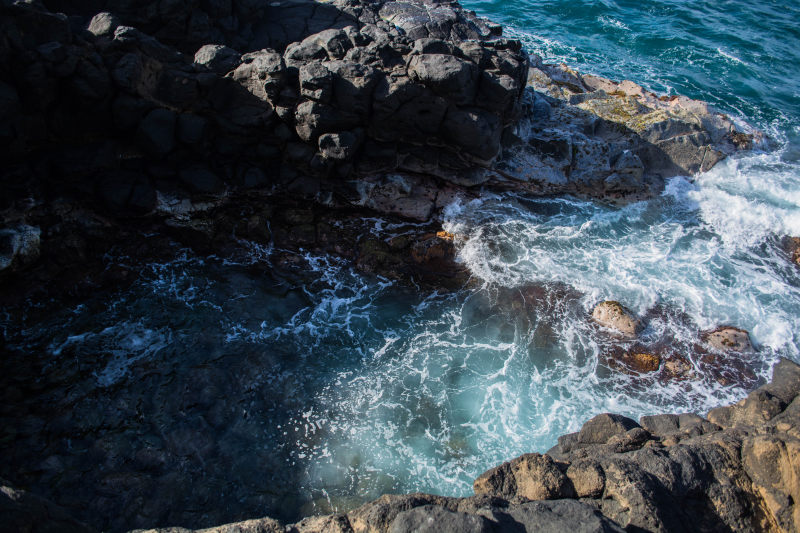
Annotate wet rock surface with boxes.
[0,0,779,532]
[591,300,641,337]
[489,65,770,202]
[55,357,795,532]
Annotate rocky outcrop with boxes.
[591,300,642,337]
[1,0,759,234]
[3,357,786,533]
[703,326,755,352]
[489,65,769,201]
[94,357,797,532]
[0,0,526,219]
[0,1,784,531]
[0,0,764,293]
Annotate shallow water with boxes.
[3,0,800,529]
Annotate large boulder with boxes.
[702,326,754,352]
[591,301,642,337]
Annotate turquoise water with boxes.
[468,0,800,137]
[3,0,800,529]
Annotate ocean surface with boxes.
[3,0,800,528]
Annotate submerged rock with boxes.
[783,236,800,266]
[618,352,661,373]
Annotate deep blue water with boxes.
[3,0,800,528]
[467,0,800,141]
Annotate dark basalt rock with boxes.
[0,1,784,530]
[0,0,760,287]
[46,357,791,533]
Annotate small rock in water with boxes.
[609,351,661,374]
[661,354,695,381]
[703,326,754,352]
[783,236,800,266]
[591,301,641,337]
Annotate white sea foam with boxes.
[94,323,171,387]
[13,145,800,513]
[598,15,630,31]
[716,47,746,65]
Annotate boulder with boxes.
[607,351,661,374]
[591,301,642,337]
[194,44,241,74]
[197,517,284,532]
[388,505,492,533]
[318,131,362,161]
[784,236,800,266]
[565,460,605,498]
[473,453,571,500]
[502,500,625,533]
[299,61,334,103]
[573,413,641,447]
[87,12,119,37]
[407,54,479,106]
[233,50,286,102]
[702,326,754,352]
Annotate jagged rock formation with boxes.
[1,0,761,283]
[0,1,787,531]
[0,0,526,221]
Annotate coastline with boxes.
[1,0,797,531]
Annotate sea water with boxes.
[2,0,800,528]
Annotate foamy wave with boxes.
[691,151,800,245]
[716,47,746,65]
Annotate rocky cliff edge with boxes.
[3,357,798,533]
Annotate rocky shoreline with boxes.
[0,0,764,286]
[3,357,798,532]
[0,0,794,531]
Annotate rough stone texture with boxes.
[490,64,767,202]
[591,301,641,336]
[0,0,758,250]
[0,224,40,272]
[703,326,754,352]
[0,1,784,531]
[607,351,661,374]
[387,505,491,533]
[501,357,800,533]
[3,324,798,533]
[784,236,800,266]
[473,453,572,501]
[0,478,95,533]
[125,353,800,533]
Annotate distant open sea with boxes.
[465,0,800,142]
